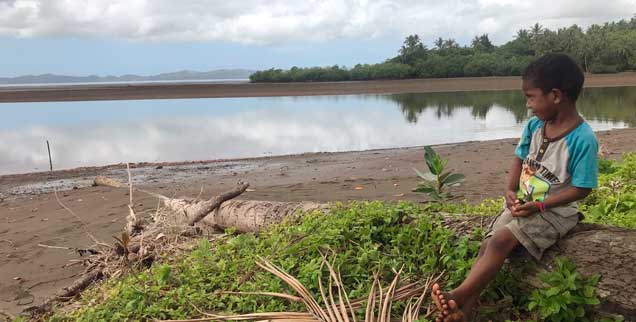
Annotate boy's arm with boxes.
[511,186,591,217]
[505,157,523,209]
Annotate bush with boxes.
[527,258,601,322]
[581,153,636,228]
[589,63,619,74]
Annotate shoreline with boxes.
[1,126,634,195]
[1,127,634,197]
[0,139,485,179]
[2,73,636,103]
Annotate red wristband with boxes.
[537,202,546,212]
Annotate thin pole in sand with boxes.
[46,140,53,172]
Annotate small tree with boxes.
[413,146,465,201]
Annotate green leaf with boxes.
[442,173,465,186]
[439,171,452,182]
[575,306,585,317]
[413,167,436,181]
[585,297,600,305]
[430,157,445,175]
[424,146,437,171]
[545,287,561,297]
[413,185,436,193]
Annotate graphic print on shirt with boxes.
[517,158,556,202]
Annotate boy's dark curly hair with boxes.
[522,53,585,102]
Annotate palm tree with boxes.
[434,37,444,50]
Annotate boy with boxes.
[431,53,599,322]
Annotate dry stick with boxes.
[127,163,133,205]
[25,191,109,316]
[365,273,378,322]
[216,291,303,303]
[37,244,74,251]
[53,189,105,247]
[46,140,53,172]
[187,183,249,226]
[93,176,167,200]
[26,273,81,291]
[93,176,249,227]
[25,270,104,316]
[317,260,339,322]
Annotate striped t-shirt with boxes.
[514,116,599,217]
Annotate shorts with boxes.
[486,206,580,260]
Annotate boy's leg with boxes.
[431,238,489,319]
[432,227,519,322]
[431,238,490,318]
[455,238,490,319]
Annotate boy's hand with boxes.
[511,202,539,217]
[505,190,519,209]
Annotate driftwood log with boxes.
[43,178,636,320]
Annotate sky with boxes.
[1,0,635,77]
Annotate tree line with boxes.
[250,18,636,82]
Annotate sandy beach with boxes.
[1,77,636,318]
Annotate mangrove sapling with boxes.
[413,146,465,201]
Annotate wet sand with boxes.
[2,72,636,102]
[1,76,636,318]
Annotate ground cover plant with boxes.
[38,154,636,322]
[581,153,636,228]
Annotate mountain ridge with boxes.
[0,69,254,85]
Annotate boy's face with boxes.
[522,80,560,121]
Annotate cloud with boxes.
[0,0,634,45]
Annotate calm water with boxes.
[1,87,634,175]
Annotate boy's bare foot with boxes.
[444,300,465,322]
[430,284,464,322]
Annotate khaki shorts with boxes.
[487,207,580,260]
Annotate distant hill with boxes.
[0,69,255,85]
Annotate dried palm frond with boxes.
[157,255,443,322]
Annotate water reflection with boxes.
[0,87,632,175]
[391,87,636,126]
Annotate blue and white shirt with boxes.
[515,116,599,217]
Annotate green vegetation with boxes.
[581,153,636,228]
[414,146,465,201]
[43,155,636,321]
[49,202,495,321]
[250,19,636,82]
[527,258,601,322]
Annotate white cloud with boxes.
[0,0,634,45]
